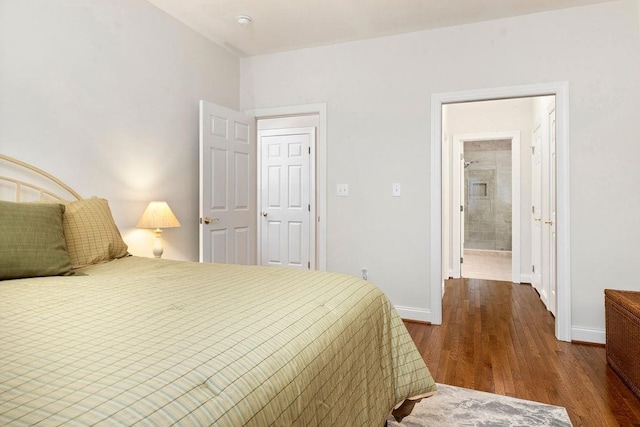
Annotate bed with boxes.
[0,154,436,426]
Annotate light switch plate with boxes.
[337,184,349,196]
[392,183,401,197]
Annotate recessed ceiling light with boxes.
[236,15,253,26]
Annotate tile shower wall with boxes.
[464,140,512,251]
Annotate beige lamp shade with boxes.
[137,202,180,258]
[136,201,181,230]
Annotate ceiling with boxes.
[146,0,611,57]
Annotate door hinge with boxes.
[460,205,464,212]
[308,204,310,212]
[460,257,464,264]
[531,146,535,155]
[308,261,310,269]
[532,206,535,214]
[532,265,535,273]
[308,147,311,154]
[199,217,203,224]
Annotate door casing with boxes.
[246,103,327,270]
[431,82,571,342]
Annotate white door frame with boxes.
[431,82,571,342]
[245,103,327,270]
[452,131,521,283]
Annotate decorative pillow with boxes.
[0,201,73,280]
[62,198,128,268]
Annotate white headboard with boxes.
[0,154,82,202]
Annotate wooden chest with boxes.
[605,289,640,399]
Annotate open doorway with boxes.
[448,123,522,284]
[430,82,571,342]
[460,137,515,282]
[445,96,558,291]
[444,96,557,297]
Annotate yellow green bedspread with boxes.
[0,257,436,425]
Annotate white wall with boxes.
[2,0,638,341]
[0,0,240,261]
[444,98,534,282]
[240,0,640,339]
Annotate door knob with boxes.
[262,211,269,217]
[203,216,219,224]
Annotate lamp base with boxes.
[152,229,164,259]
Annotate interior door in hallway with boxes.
[199,100,256,265]
[546,107,557,316]
[259,127,315,270]
[531,124,544,300]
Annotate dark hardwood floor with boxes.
[403,278,640,426]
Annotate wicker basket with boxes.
[605,289,640,399]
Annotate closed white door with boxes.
[199,100,256,265]
[547,107,557,316]
[531,125,543,298]
[259,128,314,270]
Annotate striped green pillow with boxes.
[61,198,129,268]
[0,201,73,280]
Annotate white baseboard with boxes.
[571,326,605,344]
[519,274,532,284]
[395,305,431,323]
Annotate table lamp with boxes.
[136,201,181,258]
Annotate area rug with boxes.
[387,383,572,426]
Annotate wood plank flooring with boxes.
[403,278,640,426]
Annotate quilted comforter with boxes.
[0,257,436,426]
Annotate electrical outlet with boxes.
[392,183,401,197]
[361,268,368,280]
[337,184,349,196]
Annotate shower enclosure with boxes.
[463,140,512,251]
